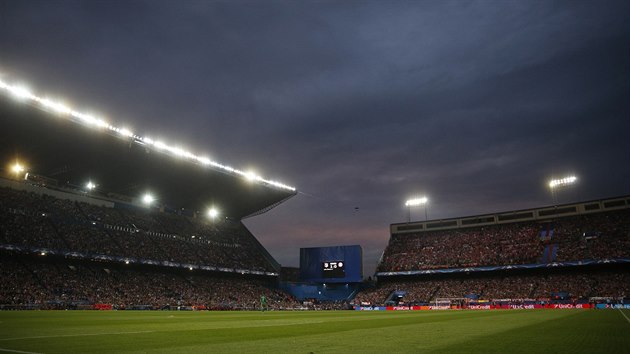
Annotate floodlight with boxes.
[208,207,219,219]
[142,193,155,205]
[12,163,25,174]
[244,171,258,181]
[9,85,33,100]
[0,76,298,191]
[119,128,134,138]
[40,98,71,115]
[549,176,577,189]
[86,181,96,190]
[405,197,428,207]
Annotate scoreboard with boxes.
[322,260,345,278]
[300,245,362,283]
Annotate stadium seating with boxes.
[354,270,630,306]
[0,256,298,310]
[377,209,630,272]
[0,187,274,272]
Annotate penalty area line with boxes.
[619,308,630,324]
[0,330,155,342]
[0,348,44,354]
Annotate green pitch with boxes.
[0,310,628,353]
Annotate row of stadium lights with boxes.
[11,161,221,220]
[404,175,577,222]
[0,78,296,192]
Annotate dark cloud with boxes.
[1,0,629,274]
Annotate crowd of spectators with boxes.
[353,270,630,306]
[0,187,274,272]
[378,209,630,272]
[0,257,298,310]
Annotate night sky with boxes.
[1,0,629,275]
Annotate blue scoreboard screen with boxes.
[300,245,362,283]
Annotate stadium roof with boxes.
[0,82,296,219]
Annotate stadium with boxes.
[1,73,629,353]
[1,1,630,352]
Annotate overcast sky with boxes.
[1,0,629,275]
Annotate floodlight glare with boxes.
[12,163,25,174]
[0,76,297,192]
[405,197,428,207]
[142,193,155,205]
[119,128,134,138]
[86,181,96,190]
[9,85,34,100]
[549,176,577,188]
[40,98,71,115]
[244,171,258,182]
[208,208,219,219]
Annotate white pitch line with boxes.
[0,330,155,342]
[0,348,44,354]
[619,308,630,324]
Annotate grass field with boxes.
[0,309,629,353]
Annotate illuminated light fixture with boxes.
[38,98,72,115]
[119,128,134,138]
[0,77,296,191]
[405,197,428,207]
[86,181,96,190]
[8,85,34,100]
[125,260,130,264]
[549,176,577,188]
[12,162,25,174]
[40,251,46,256]
[244,171,257,181]
[208,207,219,219]
[142,193,155,205]
[154,141,167,150]
[198,156,211,165]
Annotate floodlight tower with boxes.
[405,197,428,223]
[548,175,577,205]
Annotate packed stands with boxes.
[0,186,275,272]
[0,184,305,310]
[378,208,630,272]
[357,202,630,308]
[0,256,298,310]
[354,269,630,306]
